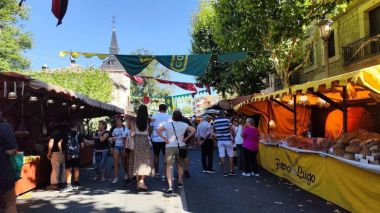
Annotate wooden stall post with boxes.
[342,86,348,134]
[293,95,297,135]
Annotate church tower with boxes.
[100,19,133,115]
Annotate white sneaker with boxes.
[254,173,260,177]
[112,178,118,183]
[250,172,255,176]
[242,172,251,177]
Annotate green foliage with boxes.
[192,0,350,91]
[21,67,113,102]
[0,0,32,71]
[181,105,194,117]
[191,0,273,96]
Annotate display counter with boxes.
[259,142,380,212]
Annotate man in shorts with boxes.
[213,110,236,176]
[0,116,18,213]
[150,104,171,179]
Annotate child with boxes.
[59,123,84,192]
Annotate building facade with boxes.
[301,0,380,82]
[100,28,134,115]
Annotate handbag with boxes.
[126,135,134,150]
[9,152,24,180]
[171,122,188,159]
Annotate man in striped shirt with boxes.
[213,110,236,176]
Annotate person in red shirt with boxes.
[241,118,259,177]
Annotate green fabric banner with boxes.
[217,52,247,63]
[115,55,154,76]
[115,54,212,76]
[155,54,212,76]
[165,96,174,112]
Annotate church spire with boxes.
[109,16,119,55]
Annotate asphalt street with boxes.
[184,149,347,213]
[16,149,348,213]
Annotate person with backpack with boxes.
[59,122,84,192]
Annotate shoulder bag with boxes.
[171,122,188,159]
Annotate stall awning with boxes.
[0,72,124,117]
[235,64,380,111]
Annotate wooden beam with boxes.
[293,95,297,135]
[342,86,348,134]
[312,92,343,111]
[271,98,294,113]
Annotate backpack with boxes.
[66,132,80,159]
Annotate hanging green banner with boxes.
[115,54,212,76]
[115,55,154,76]
[165,96,174,112]
[217,52,247,63]
[155,54,212,76]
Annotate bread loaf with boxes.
[334,147,345,157]
[343,153,355,160]
[345,145,361,154]
[349,139,361,146]
[360,146,371,156]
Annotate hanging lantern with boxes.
[8,82,17,100]
[29,96,38,102]
[71,104,77,109]
[287,99,294,107]
[79,105,85,109]
[47,99,54,104]
[298,95,310,106]
[62,102,67,106]
[317,98,330,109]
[269,120,276,130]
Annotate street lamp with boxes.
[318,20,332,77]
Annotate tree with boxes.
[182,105,194,117]
[212,0,349,87]
[130,49,171,112]
[191,0,273,97]
[21,67,114,102]
[0,0,32,71]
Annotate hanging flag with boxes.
[143,96,150,104]
[165,96,174,112]
[124,73,144,85]
[155,79,197,92]
[115,55,154,76]
[155,54,212,76]
[217,52,247,63]
[52,0,69,26]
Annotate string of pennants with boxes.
[59,51,247,77]
[125,73,211,93]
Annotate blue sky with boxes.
[23,0,202,95]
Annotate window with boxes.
[328,31,335,58]
[109,60,115,66]
[306,44,315,65]
[369,6,380,36]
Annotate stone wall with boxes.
[300,0,380,83]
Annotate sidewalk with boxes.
[17,165,187,213]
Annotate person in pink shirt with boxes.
[241,118,259,177]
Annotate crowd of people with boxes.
[0,104,260,212]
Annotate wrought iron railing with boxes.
[343,34,380,66]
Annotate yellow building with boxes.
[301,0,380,82]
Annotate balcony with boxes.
[343,34,380,66]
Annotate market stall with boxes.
[235,65,380,212]
[0,72,124,195]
